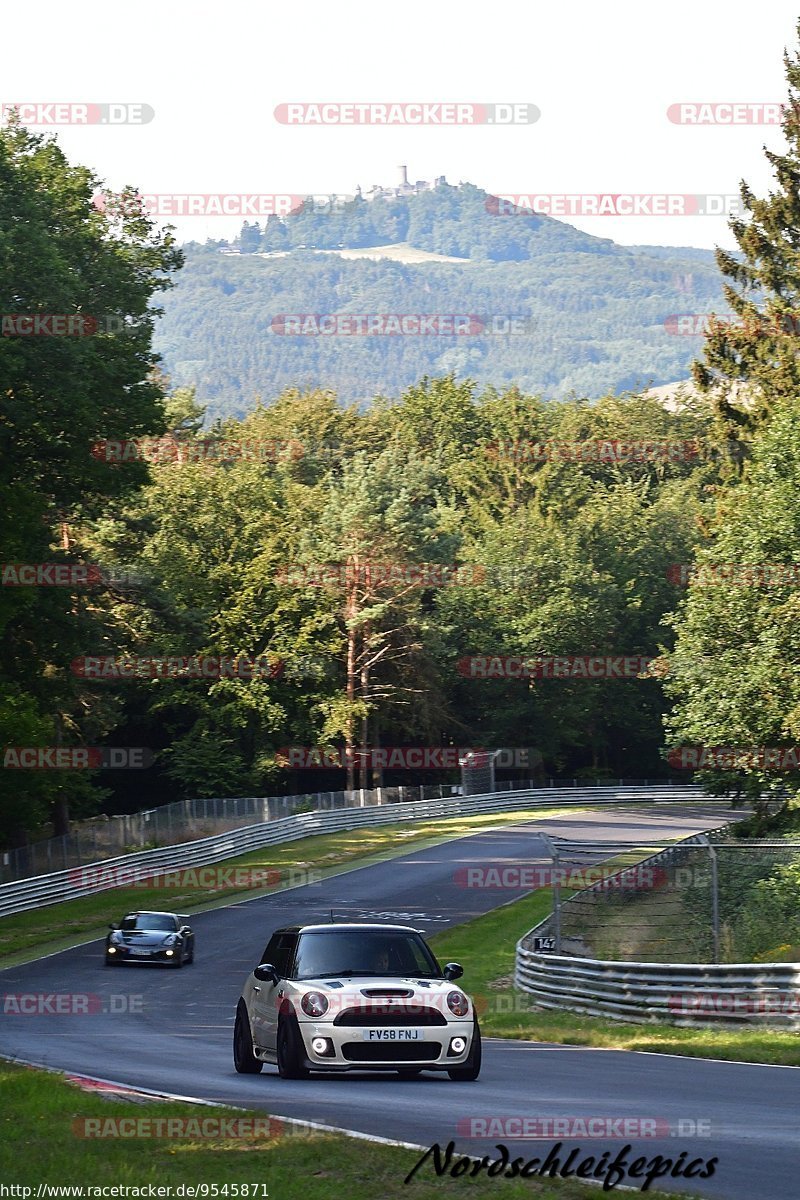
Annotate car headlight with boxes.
[301,991,329,1017]
[447,990,470,1017]
[162,934,179,945]
[109,932,124,944]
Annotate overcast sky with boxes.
[3,1,799,249]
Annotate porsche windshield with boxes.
[120,914,178,932]
[292,930,441,980]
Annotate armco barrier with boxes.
[515,824,800,1028]
[514,948,800,1028]
[0,784,706,918]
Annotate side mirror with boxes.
[108,923,118,931]
[253,962,279,984]
[443,962,463,981]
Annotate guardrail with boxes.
[1,775,695,883]
[514,950,800,1028]
[515,823,800,1028]
[0,783,706,918]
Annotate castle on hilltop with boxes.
[356,165,449,202]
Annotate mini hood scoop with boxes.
[360,987,414,998]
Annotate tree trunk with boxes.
[359,605,372,791]
[345,557,358,792]
[51,713,70,837]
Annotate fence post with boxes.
[541,834,560,953]
[708,840,720,964]
[553,845,561,953]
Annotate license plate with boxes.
[129,948,152,956]
[363,1028,423,1041]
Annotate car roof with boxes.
[123,911,180,919]
[272,923,423,935]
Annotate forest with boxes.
[153,184,724,415]
[5,29,800,851]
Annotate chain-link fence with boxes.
[1,775,693,885]
[0,786,447,883]
[551,834,800,964]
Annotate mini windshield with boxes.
[292,930,441,980]
[120,914,178,932]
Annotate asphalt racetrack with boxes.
[2,801,798,1199]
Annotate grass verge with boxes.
[0,1060,696,1198]
[0,807,579,966]
[429,891,800,1066]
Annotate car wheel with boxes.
[447,1015,482,1081]
[171,949,183,968]
[186,943,194,964]
[276,1015,309,1080]
[233,1000,263,1074]
[397,1069,422,1079]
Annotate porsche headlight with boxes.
[301,991,329,1017]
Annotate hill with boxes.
[152,182,723,418]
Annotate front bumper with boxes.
[295,1019,475,1072]
[106,945,180,964]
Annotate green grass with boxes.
[0,1061,698,1197]
[429,890,800,1066]
[0,807,579,966]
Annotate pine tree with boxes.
[693,21,800,453]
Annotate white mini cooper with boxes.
[233,922,481,1080]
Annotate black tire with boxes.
[397,1069,422,1079]
[171,953,183,968]
[447,1016,482,1081]
[233,1000,263,1074]
[276,1015,309,1080]
[186,942,194,965]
